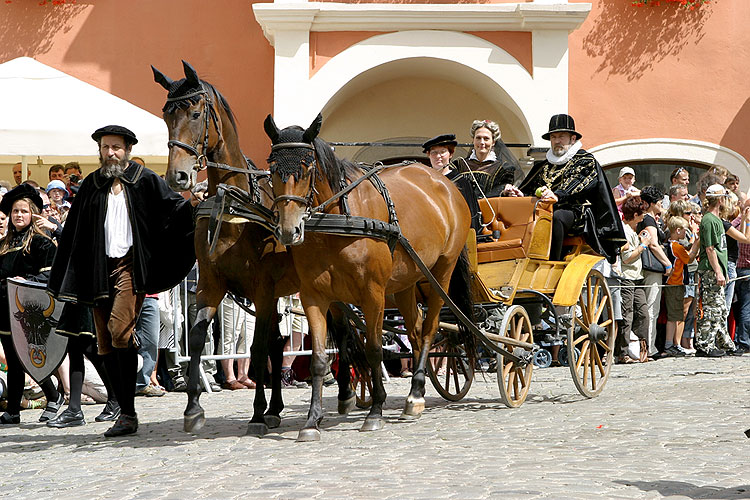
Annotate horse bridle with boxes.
[166,86,258,181]
[268,142,318,213]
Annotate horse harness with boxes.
[266,141,402,252]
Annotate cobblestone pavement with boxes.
[1,356,749,499]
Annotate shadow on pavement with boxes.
[615,480,750,499]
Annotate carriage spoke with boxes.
[574,315,588,330]
[586,279,593,320]
[575,340,590,372]
[593,346,606,376]
[591,281,601,318]
[507,368,515,394]
[502,358,513,378]
[590,347,597,390]
[582,348,590,386]
[513,318,523,339]
[452,358,460,391]
[516,366,527,387]
[578,296,589,325]
[600,319,613,328]
[573,334,588,346]
[593,294,608,323]
[597,339,612,352]
[513,370,520,400]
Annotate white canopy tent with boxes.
[0,57,168,182]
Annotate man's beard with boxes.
[99,153,130,178]
[552,144,571,156]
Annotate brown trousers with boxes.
[93,252,144,355]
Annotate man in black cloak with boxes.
[48,125,196,437]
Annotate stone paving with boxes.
[1,356,749,499]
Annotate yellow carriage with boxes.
[427,196,616,408]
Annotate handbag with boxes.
[640,245,666,273]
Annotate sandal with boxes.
[21,397,47,409]
[238,378,257,389]
[616,356,636,365]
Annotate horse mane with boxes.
[312,136,361,193]
[162,79,237,131]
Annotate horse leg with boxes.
[329,304,355,414]
[245,295,279,436]
[360,293,387,432]
[296,298,330,442]
[265,319,286,427]
[184,288,223,432]
[392,287,427,419]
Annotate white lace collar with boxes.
[546,140,582,165]
[469,150,497,163]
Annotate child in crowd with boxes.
[725,174,747,205]
[612,166,641,216]
[663,216,700,357]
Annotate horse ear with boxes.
[303,113,322,143]
[264,114,280,143]
[182,60,200,85]
[151,65,174,90]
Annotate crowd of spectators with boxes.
[608,165,750,363]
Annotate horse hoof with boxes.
[398,411,421,421]
[263,415,282,429]
[402,396,425,417]
[296,428,321,442]
[359,417,384,432]
[338,396,356,415]
[183,410,206,433]
[246,422,269,437]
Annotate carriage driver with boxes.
[504,114,624,262]
[47,125,198,437]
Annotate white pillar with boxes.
[531,29,570,145]
[272,27,312,128]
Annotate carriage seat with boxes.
[475,197,553,263]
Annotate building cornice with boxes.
[253,2,592,45]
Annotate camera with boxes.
[69,174,81,183]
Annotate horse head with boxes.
[264,113,322,246]
[153,61,229,192]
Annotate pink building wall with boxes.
[0,1,746,164]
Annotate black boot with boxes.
[47,408,85,428]
[103,413,138,437]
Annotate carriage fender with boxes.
[552,254,605,307]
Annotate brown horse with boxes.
[152,62,357,435]
[264,114,475,441]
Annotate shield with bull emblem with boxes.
[8,278,67,383]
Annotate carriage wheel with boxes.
[427,330,474,401]
[496,305,534,408]
[566,268,616,398]
[351,367,373,409]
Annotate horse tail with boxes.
[327,304,370,378]
[447,246,478,368]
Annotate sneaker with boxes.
[666,345,686,357]
[135,384,166,397]
[727,348,746,356]
[95,400,121,422]
[104,413,138,438]
[0,412,20,425]
[171,379,187,392]
[47,408,85,428]
[281,369,307,388]
[696,348,725,358]
[39,392,64,422]
[682,347,696,355]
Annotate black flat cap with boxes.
[422,134,458,153]
[0,183,43,215]
[91,125,138,145]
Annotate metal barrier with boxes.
[168,277,337,392]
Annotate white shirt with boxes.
[104,189,133,258]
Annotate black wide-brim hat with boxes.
[422,133,458,153]
[91,125,138,145]
[542,114,582,141]
[0,183,43,215]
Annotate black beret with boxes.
[422,134,458,154]
[0,183,43,215]
[91,125,138,145]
